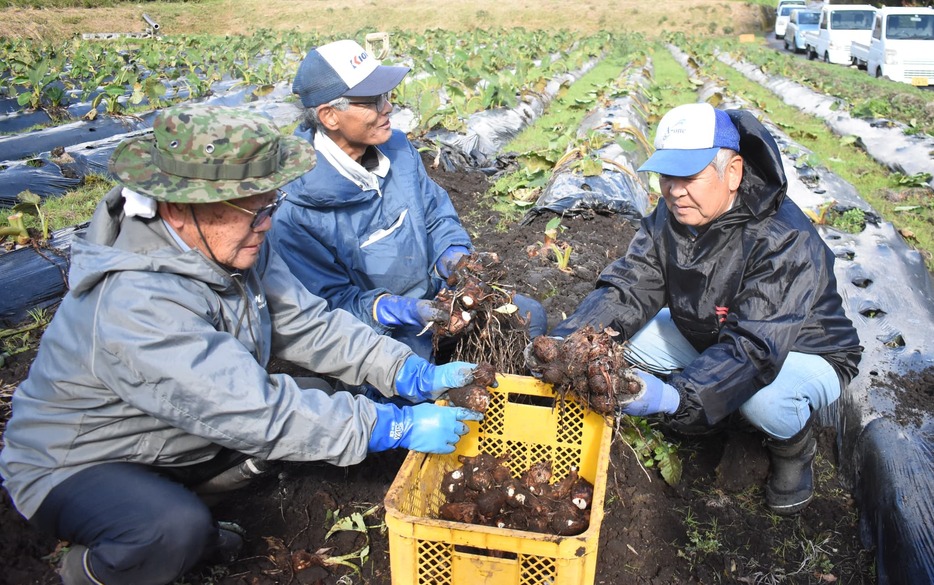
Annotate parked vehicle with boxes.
[774,0,808,39]
[804,4,876,65]
[850,7,934,86]
[784,9,821,53]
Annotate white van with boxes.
[775,0,808,39]
[804,4,876,65]
[851,7,934,86]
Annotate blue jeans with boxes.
[32,462,228,585]
[624,308,841,439]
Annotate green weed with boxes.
[617,416,683,486]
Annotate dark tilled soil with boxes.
[0,154,880,585]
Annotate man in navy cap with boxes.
[549,103,862,515]
[272,39,546,362]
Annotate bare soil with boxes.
[0,153,881,585]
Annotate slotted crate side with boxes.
[384,374,612,585]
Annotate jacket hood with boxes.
[728,110,787,220]
[69,187,234,296]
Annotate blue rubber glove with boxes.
[435,245,470,279]
[367,402,484,453]
[374,294,449,327]
[395,355,484,402]
[620,370,681,417]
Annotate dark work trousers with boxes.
[32,461,234,585]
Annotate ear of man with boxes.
[727,155,744,192]
[316,104,342,132]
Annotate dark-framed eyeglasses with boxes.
[220,190,287,230]
[347,92,392,111]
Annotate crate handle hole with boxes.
[453,544,518,560]
[506,393,556,409]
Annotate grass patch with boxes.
[4,174,114,239]
[506,45,642,152]
[718,37,934,136]
[482,40,647,226]
[0,1,766,41]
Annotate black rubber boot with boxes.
[202,526,245,565]
[58,545,104,585]
[193,457,270,495]
[765,414,817,515]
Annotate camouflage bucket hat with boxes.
[109,104,316,203]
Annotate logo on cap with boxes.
[350,51,369,69]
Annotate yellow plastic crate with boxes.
[384,374,613,585]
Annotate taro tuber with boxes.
[446,362,496,413]
[446,384,491,413]
[438,454,594,537]
[439,501,479,524]
[527,325,643,416]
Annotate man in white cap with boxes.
[272,39,546,362]
[549,103,862,515]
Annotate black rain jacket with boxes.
[552,110,863,428]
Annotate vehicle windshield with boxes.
[798,11,820,25]
[831,10,876,30]
[886,14,934,40]
[780,5,798,16]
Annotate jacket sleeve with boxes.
[89,269,405,467]
[271,204,392,334]
[406,140,472,268]
[262,247,414,386]
[551,218,667,338]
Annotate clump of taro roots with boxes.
[434,251,531,374]
[446,362,496,413]
[526,325,643,416]
[438,453,595,536]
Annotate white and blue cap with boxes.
[637,103,741,177]
[292,39,410,108]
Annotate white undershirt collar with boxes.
[313,131,390,194]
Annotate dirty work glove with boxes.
[395,355,482,402]
[374,294,449,327]
[367,402,484,454]
[619,370,681,417]
[435,245,470,280]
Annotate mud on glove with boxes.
[435,245,470,280]
[374,294,449,327]
[395,355,482,402]
[367,402,484,454]
[619,370,681,417]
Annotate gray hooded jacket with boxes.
[0,187,413,519]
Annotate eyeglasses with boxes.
[347,92,392,111]
[220,190,287,230]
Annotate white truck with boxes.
[850,7,934,87]
[804,4,876,65]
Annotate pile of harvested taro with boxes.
[438,453,595,536]
[436,266,646,537]
[525,325,644,415]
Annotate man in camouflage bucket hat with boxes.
[0,104,485,585]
